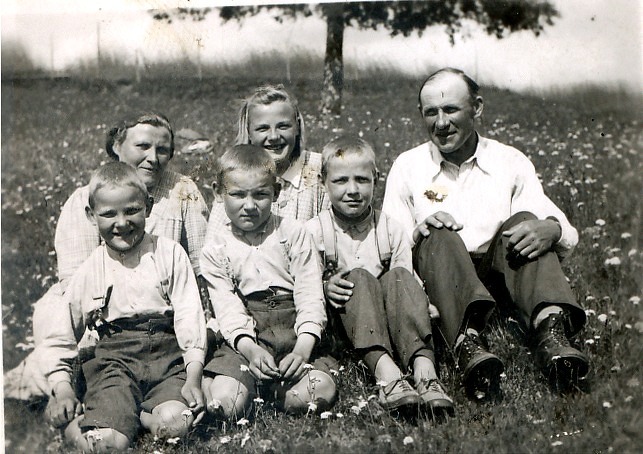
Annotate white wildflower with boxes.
[597,314,608,323]
[303,363,314,370]
[329,369,339,376]
[308,402,318,412]
[551,441,563,447]
[595,219,606,226]
[241,432,251,448]
[604,257,621,266]
[320,411,333,419]
[253,397,265,404]
[166,437,180,445]
[403,436,414,445]
[603,401,612,408]
[350,405,361,415]
[629,296,640,305]
[625,396,633,402]
[236,418,249,426]
[240,364,250,372]
[585,339,595,345]
[220,436,231,444]
[621,232,632,239]
[336,412,344,418]
[181,409,192,418]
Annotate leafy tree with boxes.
[153,1,558,115]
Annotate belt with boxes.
[97,314,174,338]
[244,288,294,309]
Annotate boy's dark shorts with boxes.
[205,294,337,395]
[80,316,188,442]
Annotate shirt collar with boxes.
[227,213,276,241]
[428,133,492,175]
[332,206,373,234]
[280,152,305,188]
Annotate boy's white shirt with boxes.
[45,234,206,391]
[200,214,327,348]
[305,208,415,277]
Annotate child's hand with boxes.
[278,352,307,383]
[325,268,353,308]
[181,381,205,425]
[182,361,205,424]
[238,338,281,380]
[46,382,82,428]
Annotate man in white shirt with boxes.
[382,68,589,400]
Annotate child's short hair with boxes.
[106,112,174,160]
[215,144,278,193]
[88,162,149,208]
[235,84,306,160]
[321,135,379,181]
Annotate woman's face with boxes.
[248,101,299,174]
[112,123,172,191]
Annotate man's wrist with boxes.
[546,216,562,242]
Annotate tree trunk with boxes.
[320,4,345,116]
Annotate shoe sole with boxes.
[380,394,420,412]
[426,399,455,418]
[463,354,504,400]
[548,352,590,390]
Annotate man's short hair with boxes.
[321,135,379,181]
[215,144,278,193]
[88,161,149,209]
[418,67,480,111]
[235,84,306,161]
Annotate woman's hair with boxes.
[88,161,148,209]
[105,112,174,160]
[321,135,379,181]
[235,84,306,160]
[214,144,278,194]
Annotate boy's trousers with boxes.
[332,267,435,370]
[413,211,587,348]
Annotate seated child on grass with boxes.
[44,162,207,452]
[306,136,454,415]
[200,144,337,419]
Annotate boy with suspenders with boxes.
[306,136,454,416]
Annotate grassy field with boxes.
[2,73,642,453]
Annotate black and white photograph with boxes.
[2,0,641,452]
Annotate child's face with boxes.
[324,153,375,220]
[87,184,148,253]
[248,101,298,174]
[222,169,277,232]
[112,124,172,191]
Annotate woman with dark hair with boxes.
[5,113,209,423]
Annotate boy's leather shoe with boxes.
[378,378,420,411]
[417,378,455,417]
[532,313,589,390]
[457,332,504,400]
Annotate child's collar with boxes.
[104,233,149,261]
[331,205,373,231]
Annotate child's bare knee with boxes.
[283,371,336,414]
[205,376,250,420]
[67,422,130,453]
[150,400,193,438]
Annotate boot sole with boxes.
[547,352,590,390]
[462,354,504,400]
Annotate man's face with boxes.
[419,73,482,156]
[221,169,277,232]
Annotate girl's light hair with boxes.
[235,84,305,160]
[321,135,379,181]
[88,162,148,209]
[106,112,174,160]
[215,144,278,194]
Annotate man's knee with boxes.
[346,268,378,286]
[503,211,537,229]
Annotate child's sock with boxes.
[412,355,438,383]
[373,354,403,385]
[532,305,563,329]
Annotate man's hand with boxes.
[237,337,281,381]
[46,382,82,428]
[324,268,353,308]
[182,362,205,424]
[502,219,561,259]
[413,211,463,242]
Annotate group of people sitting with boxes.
[5,68,589,452]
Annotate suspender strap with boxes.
[151,236,171,303]
[318,210,338,276]
[373,210,392,270]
